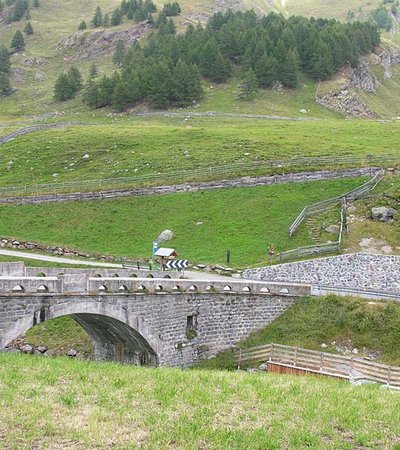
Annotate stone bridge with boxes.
[0,263,310,367]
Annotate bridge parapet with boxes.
[0,277,61,293]
[87,277,311,297]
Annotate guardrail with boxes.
[311,284,400,301]
[235,343,400,388]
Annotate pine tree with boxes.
[11,30,25,50]
[24,22,33,35]
[103,13,109,27]
[78,20,87,31]
[281,49,300,88]
[89,62,98,79]
[12,0,28,21]
[236,68,258,101]
[91,6,102,28]
[54,73,75,101]
[67,66,83,92]
[170,59,202,106]
[33,0,39,7]
[199,39,231,83]
[255,53,278,88]
[111,8,122,26]
[113,40,126,66]
[146,60,173,108]
[83,78,100,107]
[0,72,11,95]
[0,45,11,74]
[310,40,334,80]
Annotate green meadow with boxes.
[0,177,366,267]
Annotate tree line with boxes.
[0,0,39,22]
[76,11,380,110]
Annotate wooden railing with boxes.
[235,343,400,388]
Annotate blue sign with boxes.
[153,241,158,254]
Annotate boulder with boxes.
[371,207,397,222]
[324,225,340,234]
[34,72,44,81]
[67,349,78,357]
[37,346,48,353]
[156,229,174,243]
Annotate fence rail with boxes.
[271,168,385,263]
[288,168,384,236]
[235,343,400,387]
[0,154,395,199]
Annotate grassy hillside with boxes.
[1,353,400,449]
[0,0,394,122]
[285,0,381,21]
[0,118,398,186]
[0,177,367,267]
[199,295,400,370]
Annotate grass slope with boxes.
[0,118,398,186]
[1,353,400,449]
[0,178,366,267]
[199,295,400,370]
[0,0,394,122]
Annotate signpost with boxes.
[152,241,158,269]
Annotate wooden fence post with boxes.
[387,366,392,386]
[237,349,242,370]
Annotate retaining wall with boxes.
[0,167,380,205]
[243,253,400,292]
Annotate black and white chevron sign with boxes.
[165,259,189,270]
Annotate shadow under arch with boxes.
[72,313,159,366]
[2,309,160,367]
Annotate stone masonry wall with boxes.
[243,253,400,292]
[0,167,381,206]
[0,293,295,367]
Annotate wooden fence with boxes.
[288,168,384,237]
[268,168,385,263]
[235,343,400,388]
[0,154,394,199]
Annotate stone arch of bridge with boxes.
[2,299,162,366]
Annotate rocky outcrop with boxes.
[317,45,400,118]
[317,87,377,118]
[351,61,378,93]
[371,206,397,222]
[378,47,400,79]
[56,23,151,59]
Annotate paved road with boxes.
[0,249,235,280]
[0,249,123,268]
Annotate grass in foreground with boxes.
[198,295,400,370]
[0,178,366,267]
[0,353,399,449]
